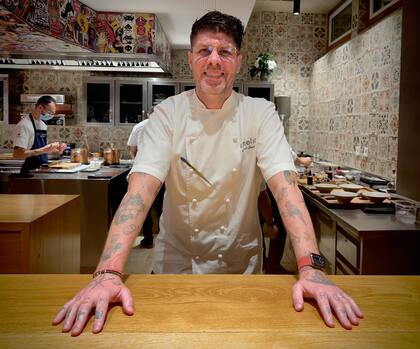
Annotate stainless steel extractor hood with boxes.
[0,52,166,73]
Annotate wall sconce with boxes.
[293,0,300,16]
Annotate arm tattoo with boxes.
[283,171,297,186]
[285,201,307,226]
[305,270,334,285]
[113,192,146,225]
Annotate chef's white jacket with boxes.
[130,90,295,274]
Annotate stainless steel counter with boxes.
[9,166,130,273]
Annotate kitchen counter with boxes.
[302,190,420,274]
[0,194,80,273]
[9,166,130,273]
[0,274,419,348]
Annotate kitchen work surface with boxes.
[0,194,80,273]
[0,275,419,349]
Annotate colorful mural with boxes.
[96,12,154,54]
[0,5,89,52]
[0,1,172,72]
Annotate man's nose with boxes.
[207,47,222,65]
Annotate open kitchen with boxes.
[0,0,419,348]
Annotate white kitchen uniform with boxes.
[13,115,47,149]
[127,119,149,148]
[130,90,295,274]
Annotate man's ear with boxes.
[188,50,193,70]
[236,53,243,74]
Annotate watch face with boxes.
[311,254,326,268]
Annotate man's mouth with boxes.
[204,72,224,78]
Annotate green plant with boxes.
[249,53,277,78]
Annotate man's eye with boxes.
[198,48,211,56]
[219,49,232,57]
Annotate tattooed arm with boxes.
[267,171,363,330]
[52,172,162,336]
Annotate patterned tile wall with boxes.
[171,11,329,152]
[307,9,401,178]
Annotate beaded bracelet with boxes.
[92,269,123,279]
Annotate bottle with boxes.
[307,170,313,185]
[327,166,333,180]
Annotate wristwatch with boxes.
[297,253,326,271]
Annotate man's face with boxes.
[188,31,242,99]
[42,102,56,116]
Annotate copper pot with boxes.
[112,148,120,164]
[103,148,113,166]
[71,148,88,164]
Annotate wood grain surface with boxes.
[0,275,419,348]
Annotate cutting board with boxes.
[48,162,82,169]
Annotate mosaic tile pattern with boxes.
[308,9,401,178]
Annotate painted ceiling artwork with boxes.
[0,5,90,52]
[95,13,155,54]
[1,0,97,51]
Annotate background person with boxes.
[13,95,66,175]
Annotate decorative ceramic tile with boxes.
[261,11,275,24]
[287,53,299,64]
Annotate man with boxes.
[13,95,66,174]
[53,11,363,336]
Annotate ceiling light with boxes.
[293,0,300,16]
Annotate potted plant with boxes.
[249,53,277,81]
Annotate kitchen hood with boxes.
[0,53,165,73]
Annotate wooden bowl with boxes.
[314,183,338,193]
[331,190,358,203]
[361,191,390,203]
[339,183,364,192]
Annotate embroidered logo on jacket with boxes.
[240,137,256,152]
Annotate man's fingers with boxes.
[92,298,109,334]
[52,305,69,325]
[120,287,135,315]
[292,283,304,312]
[315,292,335,328]
[329,294,353,330]
[71,303,94,337]
[345,294,364,319]
[62,303,80,333]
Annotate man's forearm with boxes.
[267,171,319,259]
[13,146,45,159]
[95,172,162,273]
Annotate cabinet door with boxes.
[115,80,147,125]
[84,78,114,125]
[147,80,179,113]
[0,74,8,124]
[316,210,336,274]
[243,82,274,102]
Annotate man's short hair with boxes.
[190,11,244,50]
[36,95,56,107]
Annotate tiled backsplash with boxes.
[0,9,401,178]
[308,9,401,178]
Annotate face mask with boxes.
[41,113,53,121]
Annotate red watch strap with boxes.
[297,255,312,270]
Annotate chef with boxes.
[13,95,66,175]
[53,11,363,336]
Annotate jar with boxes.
[103,148,113,166]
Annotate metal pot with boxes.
[70,148,88,164]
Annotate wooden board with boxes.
[299,182,392,208]
[48,162,81,169]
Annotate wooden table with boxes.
[0,194,80,273]
[0,275,419,348]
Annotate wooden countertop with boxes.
[302,190,420,237]
[0,275,419,348]
[0,194,79,223]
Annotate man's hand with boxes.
[52,274,134,336]
[292,267,364,329]
[45,142,66,154]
